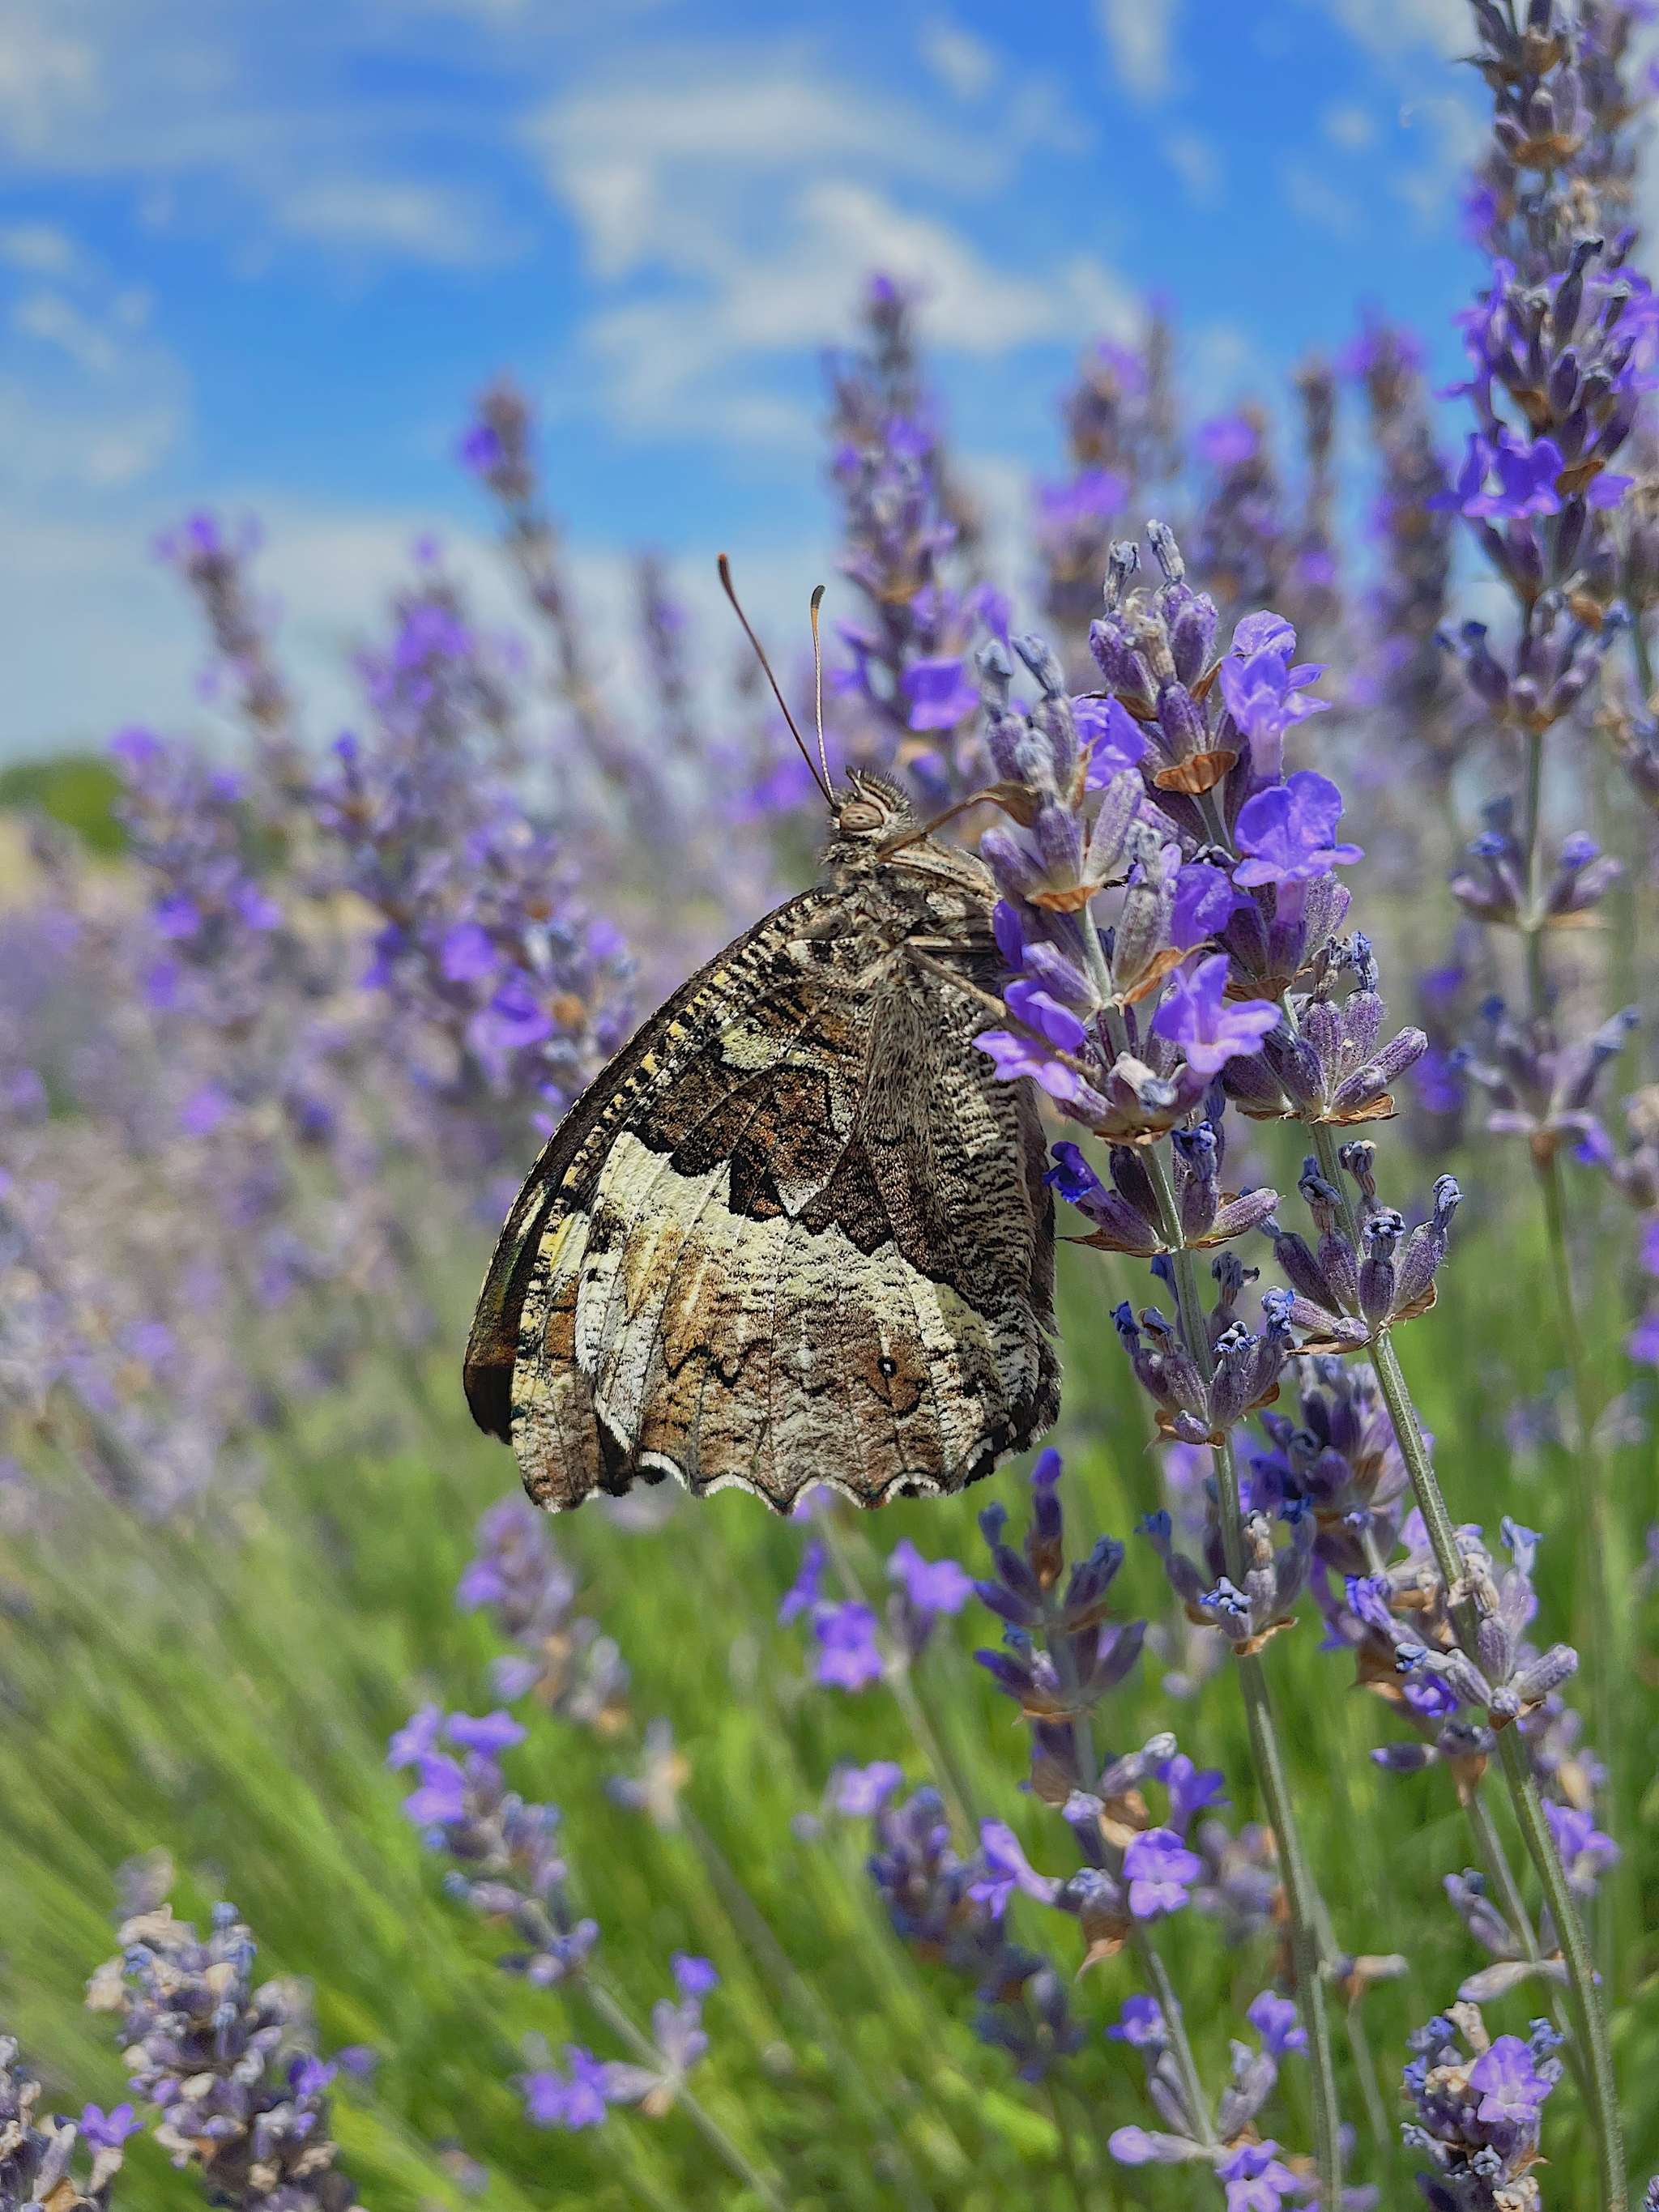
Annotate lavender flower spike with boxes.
[86,1890,364,2212]
[1,2038,127,2212]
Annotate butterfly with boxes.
[463,568,1059,1514]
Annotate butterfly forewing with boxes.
[464,800,1059,1512]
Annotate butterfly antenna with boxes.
[808,582,834,797]
[717,553,834,806]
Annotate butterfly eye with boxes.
[838,800,885,833]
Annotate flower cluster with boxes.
[0,2036,130,2212]
[1401,2003,1561,2212]
[1188,411,1290,624]
[1319,1515,1594,1831]
[1249,1357,1411,1577]
[777,1526,973,1690]
[1107,1988,1314,2204]
[1035,318,1175,663]
[155,512,305,808]
[858,1783,1085,2083]
[972,531,1405,1169]
[825,274,994,799]
[457,1494,630,1731]
[521,1955,719,2129]
[1264,1143,1461,1352]
[85,1894,361,2212]
[1345,320,1463,792]
[310,568,634,1182]
[1454,997,1637,1164]
[387,1704,599,1988]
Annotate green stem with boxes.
[1141,1146,1344,2210]
[816,1514,976,1843]
[1498,1727,1626,2212]
[1369,1331,1626,2212]
[1631,612,1655,707]
[1463,1780,1589,2100]
[677,1807,935,2208]
[585,1980,790,2210]
[1537,1152,1617,1806]
[1047,1564,1217,2163]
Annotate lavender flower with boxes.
[1112,1259,1294,1450]
[1250,1357,1411,1576]
[1106,1979,1322,2202]
[1264,1145,1461,1352]
[0,2038,127,2212]
[386,1710,598,1988]
[607,1719,693,1831]
[457,1494,629,1731]
[859,1785,1081,2080]
[1455,999,1638,1165]
[973,1448,1145,1724]
[521,2047,611,2130]
[825,275,987,797]
[1120,1829,1202,1919]
[86,1894,362,2212]
[1401,2003,1561,2211]
[810,1602,885,1690]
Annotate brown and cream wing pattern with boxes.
[465,871,1058,1513]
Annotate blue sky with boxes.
[0,0,1536,758]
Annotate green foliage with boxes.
[0,752,126,854]
[1,1227,1657,2210]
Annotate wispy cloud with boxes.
[530,59,1130,441]
[1095,0,1181,100]
[1164,128,1221,205]
[1308,0,1465,59]
[919,18,997,102]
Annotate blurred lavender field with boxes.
[7,6,1659,2211]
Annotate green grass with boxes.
[2,1206,1657,2210]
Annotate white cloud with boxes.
[0,221,79,274]
[1310,0,1465,58]
[1280,157,1363,239]
[919,18,996,101]
[1,224,188,492]
[1321,101,1375,149]
[1163,128,1221,205]
[0,7,99,153]
[530,63,1132,443]
[1392,92,1484,223]
[271,178,505,266]
[1095,0,1180,100]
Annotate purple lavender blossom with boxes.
[1218,614,1331,780]
[831,1761,905,1816]
[778,1540,826,1625]
[811,1602,885,1690]
[1150,955,1279,1076]
[521,2048,611,2130]
[1120,1828,1202,1919]
[1233,772,1363,887]
[969,1821,1063,1917]
[887,1540,973,1615]
[87,1891,362,2212]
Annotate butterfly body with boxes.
[463,773,1059,1512]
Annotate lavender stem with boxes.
[1368,1328,1626,2212]
[1537,1144,1620,1860]
[1142,1144,1343,2211]
[583,1979,788,2210]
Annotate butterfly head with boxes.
[832,769,916,842]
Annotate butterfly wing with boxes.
[469,870,1058,1513]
